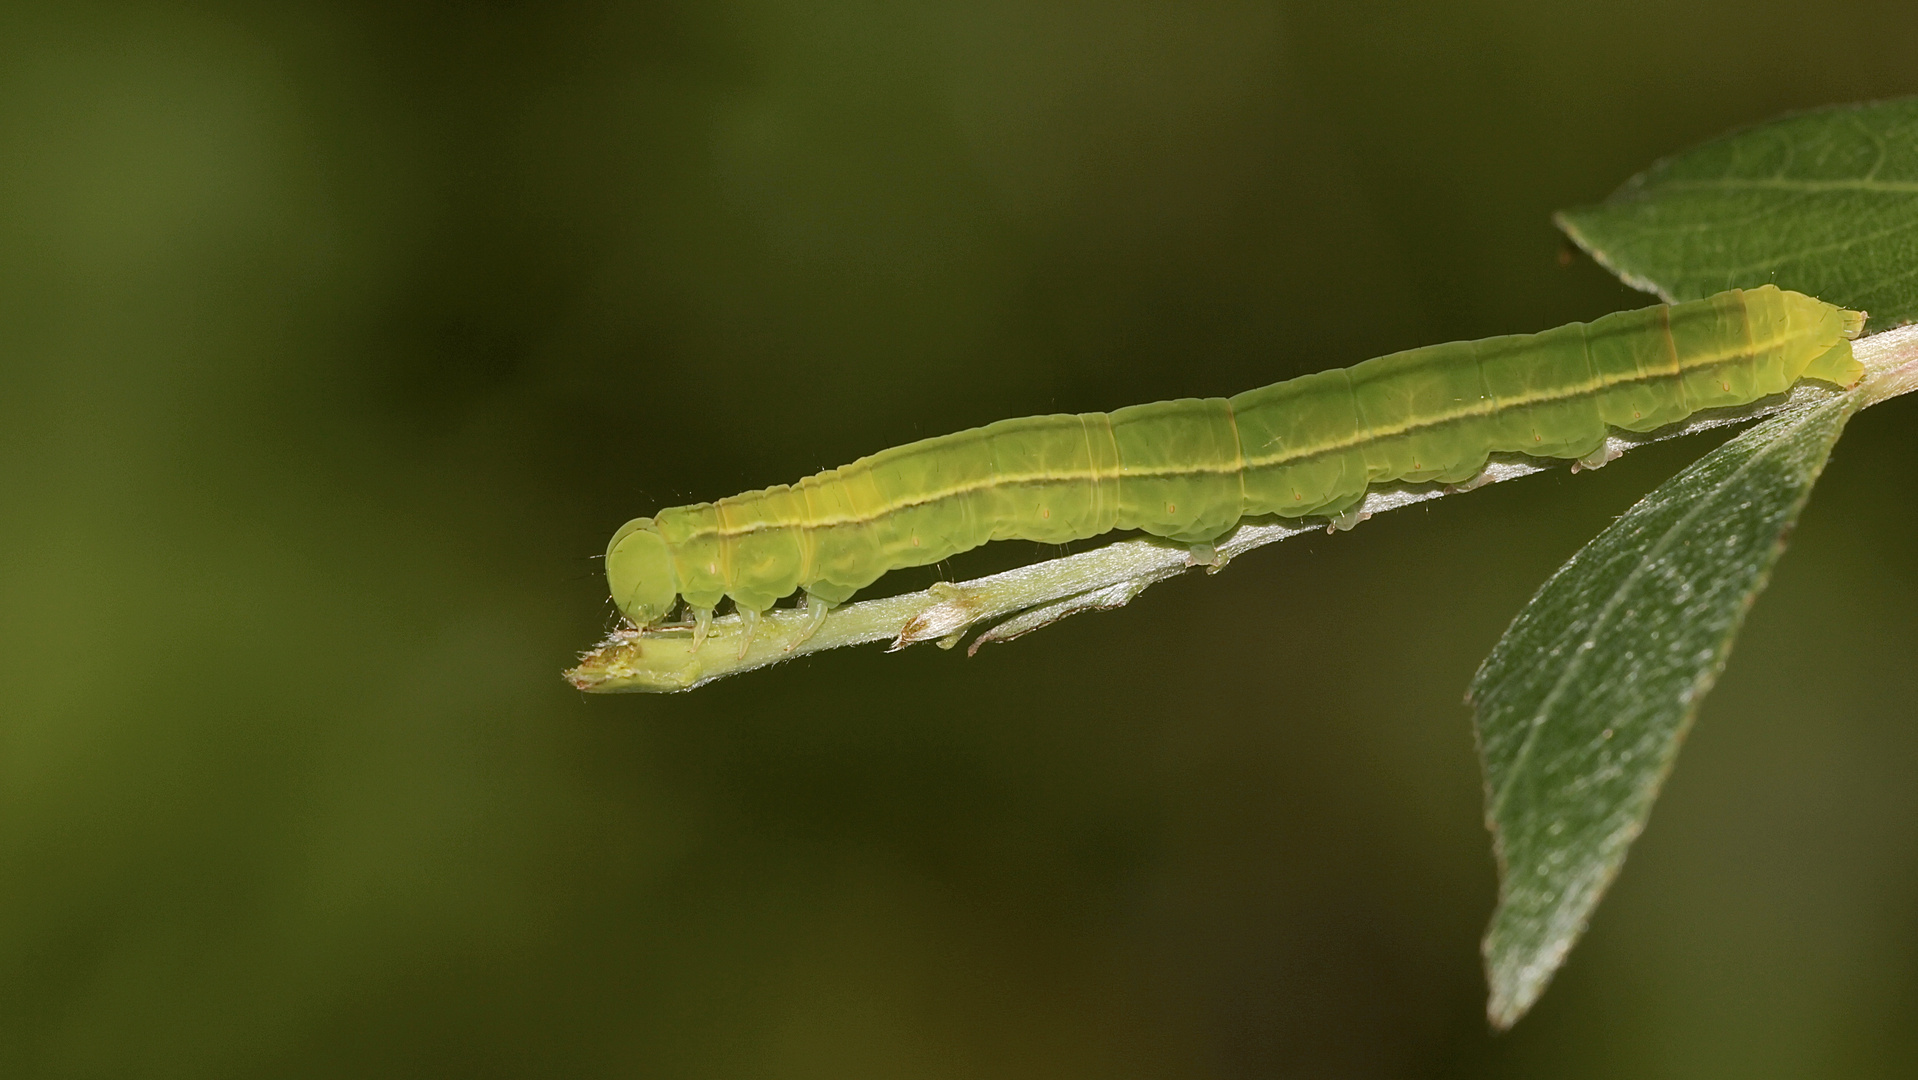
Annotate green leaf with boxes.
[1557,97,1918,329]
[1468,390,1860,1029]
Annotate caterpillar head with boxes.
[606,517,679,626]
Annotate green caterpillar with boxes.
[607,286,1863,642]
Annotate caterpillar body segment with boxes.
[605,287,1864,630]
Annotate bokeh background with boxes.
[4,1,1916,1075]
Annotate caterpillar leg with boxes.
[691,607,715,651]
[1572,441,1623,473]
[787,592,833,651]
[1184,542,1222,569]
[1325,506,1371,534]
[1446,468,1498,494]
[736,607,761,659]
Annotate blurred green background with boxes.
[4,1,1916,1075]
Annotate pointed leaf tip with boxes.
[1470,392,1858,1028]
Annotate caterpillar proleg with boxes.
[607,287,1864,633]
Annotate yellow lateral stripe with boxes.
[691,319,1810,539]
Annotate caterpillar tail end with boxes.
[1806,340,1866,389]
[1807,305,1869,388]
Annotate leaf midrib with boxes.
[1483,420,1784,824]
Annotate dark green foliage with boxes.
[1471,393,1858,1027]
[1558,97,1918,329]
